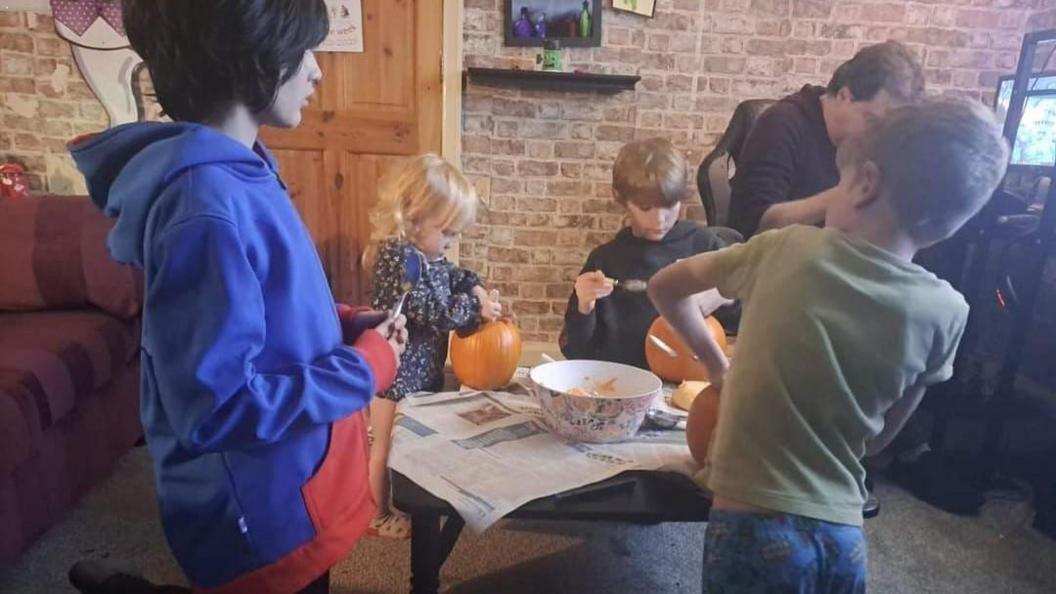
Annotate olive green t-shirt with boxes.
[705,226,969,526]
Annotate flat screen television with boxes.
[994,72,1056,168]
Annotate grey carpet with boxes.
[2,448,1055,593]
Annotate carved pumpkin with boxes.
[644,316,727,383]
[686,383,721,466]
[450,320,523,390]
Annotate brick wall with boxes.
[460,0,1051,343]
[2,3,1053,345]
[0,12,160,195]
[1029,6,1056,30]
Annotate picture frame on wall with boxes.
[611,0,656,18]
[504,0,603,48]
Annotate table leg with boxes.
[410,512,442,594]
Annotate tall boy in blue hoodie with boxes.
[67,2,404,593]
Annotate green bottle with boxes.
[579,1,591,39]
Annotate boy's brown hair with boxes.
[612,138,690,208]
[844,97,1009,244]
[827,41,925,104]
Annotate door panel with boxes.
[262,0,443,305]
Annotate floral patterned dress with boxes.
[371,238,483,400]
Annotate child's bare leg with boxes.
[367,397,411,539]
[369,397,398,515]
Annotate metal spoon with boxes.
[648,334,700,361]
[611,278,648,292]
[645,408,684,430]
[389,247,424,336]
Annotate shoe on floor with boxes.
[890,451,984,516]
[366,510,412,540]
[69,560,190,594]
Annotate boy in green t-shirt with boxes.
[649,98,1009,592]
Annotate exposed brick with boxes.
[647,34,670,53]
[956,9,1002,29]
[603,106,635,122]
[595,125,636,142]
[670,33,698,54]
[511,267,560,283]
[13,133,41,151]
[492,178,524,194]
[516,197,558,212]
[756,19,793,37]
[492,97,539,118]
[560,162,583,178]
[0,33,33,53]
[490,138,526,156]
[0,13,24,28]
[714,16,755,34]
[507,120,567,139]
[517,160,559,177]
[521,284,546,299]
[25,14,54,32]
[4,114,40,132]
[859,3,907,23]
[463,135,491,154]
[553,214,597,229]
[513,300,552,315]
[791,0,833,19]
[539,317,565,333]
[80,102,109,124]
[703,56,747,75]
[547,180,593,197]
[751,0,791,16]
[530,251,553,265]
[1,52,33,76]
[560,101,606,122]
[526,141,554,159]
[554,141,595,159]
[489,246,531,264]
[0,77,34,93]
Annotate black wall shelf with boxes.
[464,68,640,94]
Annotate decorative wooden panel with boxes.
[262,0,443,304]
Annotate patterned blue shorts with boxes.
[703,510,867,594]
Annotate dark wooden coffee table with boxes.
[392,470,711,594]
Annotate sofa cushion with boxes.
[0,310,138,475]
[0,195,143,319]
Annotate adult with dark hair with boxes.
[728,41,926,238]
[65,2,408,593]
[727,41,986,517]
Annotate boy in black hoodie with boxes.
[560,138,731,369]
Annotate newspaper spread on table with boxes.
[388,383,699,533]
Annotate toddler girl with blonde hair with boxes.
[365,154,501,537]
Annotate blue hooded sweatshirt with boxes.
[71,122,394,593]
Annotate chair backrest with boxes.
[697,99,776,227]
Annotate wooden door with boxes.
[261,0,443,305]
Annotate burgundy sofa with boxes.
[0,194,143,564]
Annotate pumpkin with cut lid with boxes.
[450,320,522,390]
[644,315,726,383]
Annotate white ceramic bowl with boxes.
[529,360,662,443]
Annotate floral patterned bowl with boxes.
[529,360,662,443]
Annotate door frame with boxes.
[442,0,465,262]
[441,0,463,166]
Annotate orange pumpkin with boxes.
[644,316,727,383]
[685,383,721,466]
[450,320,523,390]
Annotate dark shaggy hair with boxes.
[122,0,329,122]
[826,41,925,104]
